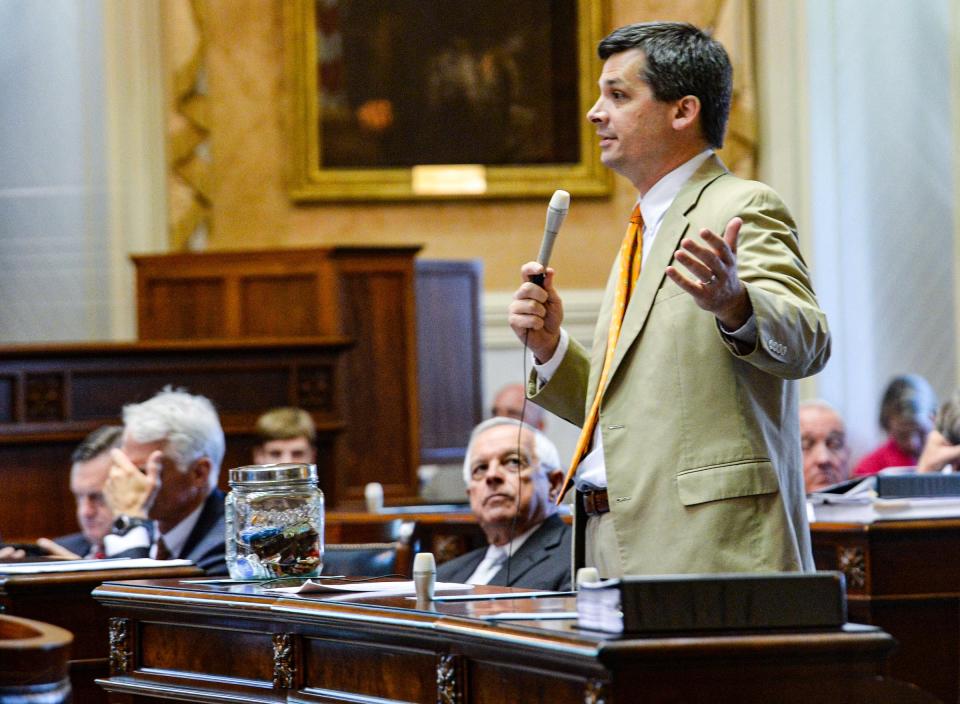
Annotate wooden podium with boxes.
[812,518,960,704]
[92,579,937,703]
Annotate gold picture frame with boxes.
[286,0,610,201]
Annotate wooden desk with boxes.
[812,518,960,704]
[93,578,936,703]
[0,562,201,703]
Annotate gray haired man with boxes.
[104,387,228,575]
[437,417,571,591]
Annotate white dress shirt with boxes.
[103,497,206,560]
[465,522,540,585]
[151,499,206,559]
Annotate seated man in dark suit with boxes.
[52,425,124,558]
[103,387,228,575]
[438,417,571,591]
[0,425,122,560]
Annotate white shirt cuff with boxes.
[532,328,570,385]
[103,526,151,556]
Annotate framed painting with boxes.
[286,0,610,200]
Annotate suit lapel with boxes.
[488,516,563,587]
[605,157,728,382]
[180,488,224,561]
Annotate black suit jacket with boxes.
[114,488,228,576]
[436,514,571,591]
[53,531,93,557]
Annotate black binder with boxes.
[577,571,847,634]
[876,472,960,498]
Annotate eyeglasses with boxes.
[469,453,536,481]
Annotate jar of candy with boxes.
[225,463,324,579]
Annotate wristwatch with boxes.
[113,514,154,538]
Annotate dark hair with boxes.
[878,375,938,431]
[937,389,960,445]
[598,22,732,149]
[71,425,123,464]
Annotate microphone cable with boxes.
[504,328,535,586]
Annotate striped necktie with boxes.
[557,204,643,501]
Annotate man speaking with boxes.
[509,22,830,578]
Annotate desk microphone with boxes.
[530,190,570,287]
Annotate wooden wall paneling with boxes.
[133,247,424,506]
[0,338,350,540]
[415,260,483,465]
[0,374,16,423]
[239,274,319,337]
[133,249,349,340]
[0,442,78,541]
[331,251,420,504]
[141,278,227,339]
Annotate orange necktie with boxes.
[557,205,643,502]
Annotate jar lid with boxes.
[228,463,318,485]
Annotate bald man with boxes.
[491,383,546,431]
[799,401,851,493]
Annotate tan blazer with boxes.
[531,156,830,575]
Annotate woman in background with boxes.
[854,374,938,476]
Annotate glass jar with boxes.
[225,463,324,580]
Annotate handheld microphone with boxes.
[530,190,570,287]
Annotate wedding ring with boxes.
[704,274,718,286]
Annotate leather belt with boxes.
[581,488,610,517]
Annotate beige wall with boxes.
[189,0,741,291]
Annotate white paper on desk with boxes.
[266,580,472,596]
[0,558,193,574]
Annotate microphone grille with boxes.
[549,189,570,211]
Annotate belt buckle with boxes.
[582,489,605,517]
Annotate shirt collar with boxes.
[156,498,206,559]
[638,149,713,236]
[485,520,542,561]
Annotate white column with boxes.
[102,0,168,340]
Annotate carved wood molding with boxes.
[838,546,867,591]
[584,678,609,704]
[272,632,297,689]
[437,653,462,704]
[24,373,64,422]
[108,617,132,675]
[297,365,335,411]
